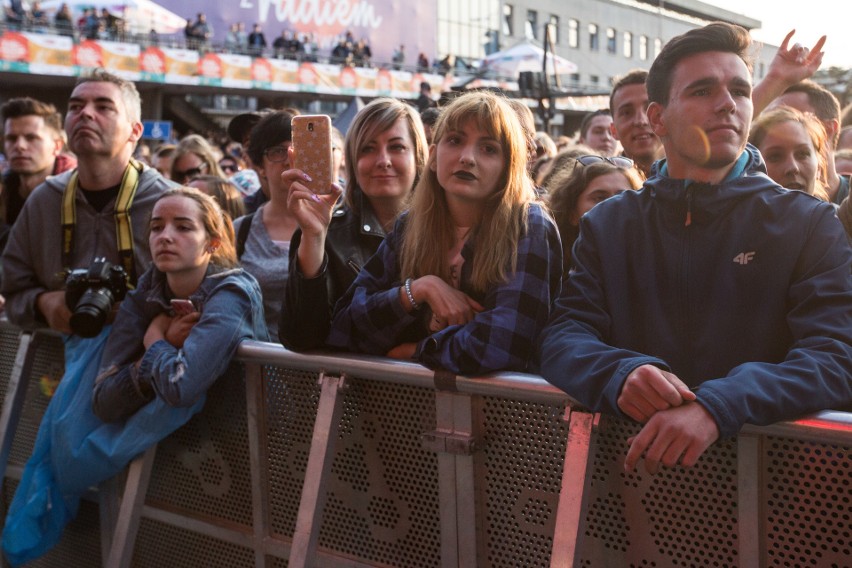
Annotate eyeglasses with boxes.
[263,145,290,163]
[575,155,634,169]
[219,161,239,174]
[174,162,208,182]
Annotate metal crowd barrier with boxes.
[0,322,849,567]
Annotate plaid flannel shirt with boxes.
[327,202,562,375]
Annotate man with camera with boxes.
[1,70,173,334]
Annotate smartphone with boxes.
[170,299,197,316]
[291,114,334,194]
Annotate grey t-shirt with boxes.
[234,204,289,342]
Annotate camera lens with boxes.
[69,288,114,338]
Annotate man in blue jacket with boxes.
[538,22,852,474]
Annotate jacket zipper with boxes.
[684,185,694,227]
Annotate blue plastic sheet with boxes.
[1,327,205,566]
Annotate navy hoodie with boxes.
[538,145,852,438]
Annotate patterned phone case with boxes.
[291,115,334,194]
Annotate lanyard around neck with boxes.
[61,158,142,286]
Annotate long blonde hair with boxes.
[400,91,537,292]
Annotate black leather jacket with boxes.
[279,198,386,350]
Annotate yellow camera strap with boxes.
[61,158,143,287]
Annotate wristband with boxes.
[404,278,420,310]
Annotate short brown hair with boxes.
[647,23,753,106]
[782,80,841,145]
[1,97,63,134]
[609,69,647,115]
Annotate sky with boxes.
[707,0,849,69]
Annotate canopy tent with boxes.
[480,41,578,79]
[39,0,186,35]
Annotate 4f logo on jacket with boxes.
[733,251,756,265]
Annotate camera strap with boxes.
[61,158,143,287]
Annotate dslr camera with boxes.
[65,258,128,337]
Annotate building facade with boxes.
[437,0,774,91]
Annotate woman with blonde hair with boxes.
[171,134,226,184]
[280,97,428,350]
[327,91,562,374]
[750,106,830,201]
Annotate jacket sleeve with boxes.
[1,195,53,329]
[326,230,420,354]
[537,218,671,414]
[695,204,852,438]
[279,229,334,351]
[93,281,259,422]
[416,210,563,375]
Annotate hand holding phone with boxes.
[291,114,334,194]
[170,299,197,316]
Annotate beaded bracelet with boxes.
[404,277,420,310]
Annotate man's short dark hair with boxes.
[246,110,294,166]
[609,69,647,114]
[782,79,841,145]
[579,109,611,139]
[1,97,63,134]
[647,22,754,106]
[420,107,440,128]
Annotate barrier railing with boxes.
[0,323,849,567]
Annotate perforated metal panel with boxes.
[764,436,851,568]
[2,478,101,567]
[265,365,323,537]
[579,415,739,568]
[132,517,254,567]
[314,377,441,567]
[145,364,253,527]
[482,397,569,567]
[8,332,65,466]
[0,326,22,410]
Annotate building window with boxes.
[525,10,538,39]
[569,72,580,85]
[568,18,579,48]
[502,4,513,37]
[588,23,599,51]
[548,15,559,44]
[654,37,662,57]
[606,27,616,54]
[639,35,648,60]
[623,31,632,58]
[590,74,600,85]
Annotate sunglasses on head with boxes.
[575,155,634,169]
[174,162,208,182]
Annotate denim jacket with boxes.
[92,264,268,423]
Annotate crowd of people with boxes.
[0,21,851,564]
[3,6,455,74]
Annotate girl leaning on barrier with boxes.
[1,187,268,566]
[545,155,644,275]
[279,98,428,351]
[326,91,563,375]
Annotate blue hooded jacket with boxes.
[538,145,852,438]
